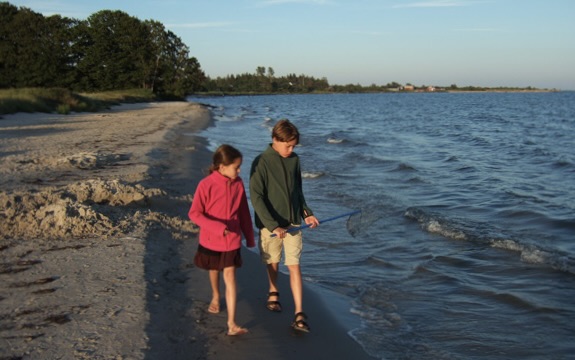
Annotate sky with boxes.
[8,0,575,90]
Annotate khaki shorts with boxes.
[259,227,303,266]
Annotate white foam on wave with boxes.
[425,220,467,241]
[213,114,239,122]
[489,239,574,274]
[260,118,274,131]
[302,171,325,179]
[327,137,344,144]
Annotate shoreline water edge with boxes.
[0,101,374,359]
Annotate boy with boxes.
[249,119,319,333]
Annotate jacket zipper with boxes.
[226,179,231,235]
[279,157,294,224]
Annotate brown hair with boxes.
[272,119,299,144]
[208,144,242,174]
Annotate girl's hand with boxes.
[224,229,229,236]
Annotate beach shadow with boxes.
[142,126,213,359]
[0,126,75,138]
[142,226,200,359]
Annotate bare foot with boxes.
[208,301,220,314]
[227,325,248,336]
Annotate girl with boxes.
[188,144,255,336]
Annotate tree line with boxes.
[0,2,407,96]
[203,66,330,94]
[0,2,205,98]
[202,67,413,94]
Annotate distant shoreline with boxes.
[191,88,562,97]
[444,89,560,93]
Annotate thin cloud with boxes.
[257,0,332,6]
[166,22,233,29]
[12,1,91,19]
[452,27,502,32]
[393,1,471,8]
[350,30,389,37]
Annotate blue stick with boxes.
[270,210,361,237]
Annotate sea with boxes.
[186,91,575,360]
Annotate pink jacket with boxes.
[188,171,255,251]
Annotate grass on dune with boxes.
[0,88,158,115]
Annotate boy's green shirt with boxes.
[250,144,314,232]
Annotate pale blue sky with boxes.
[9,0,575,89]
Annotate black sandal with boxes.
[291,312,310,333]
[266,292,282,312]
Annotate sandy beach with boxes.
[0,102,374,359]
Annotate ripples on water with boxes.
[188,92,575,359]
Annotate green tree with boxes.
[0,3,76,88]
[77,10,148,90]
[0,3,205,96]
[256,66,265,77]
[154,30,200,96]
[41,15,79,87]
[142,20,168,92]
[0,2,21,87]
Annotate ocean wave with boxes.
[302,171,325,179]
[407,177,425,183]
[424,220,467,240]
[366,255,403,269]
[327,137,345,144]
[259,117,276,132]
[341,151,395,167]
[213,114,232,122]
[404,206,575,275]
[496,207,575,232]
[455,165,477,172]
[553,157,574,169]
[490,239,574,273]
[467,286,559,313]
[393,163,417,172]
[213,112,247,122]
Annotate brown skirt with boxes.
[193,244,243,271]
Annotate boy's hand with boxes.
[305,216,319,228]
[273,227,288,238]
